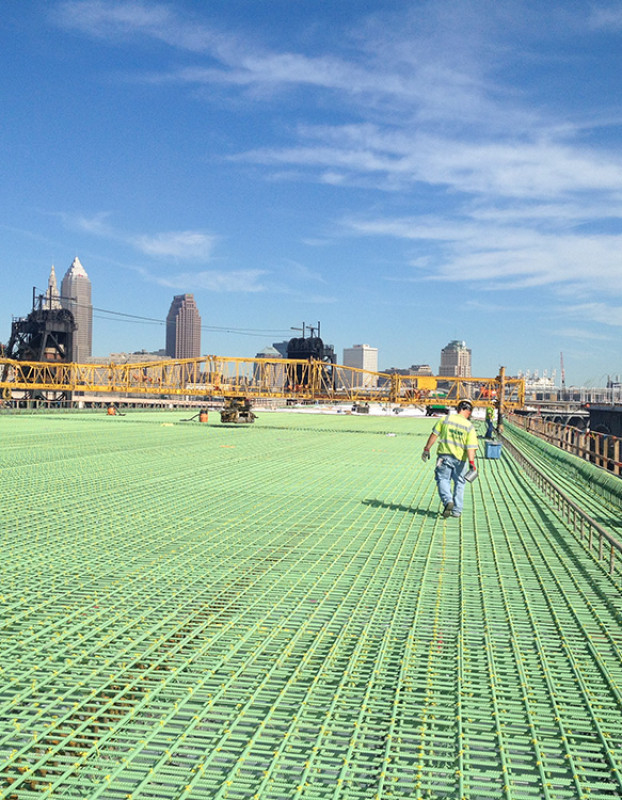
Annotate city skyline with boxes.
[0,258,613,385]
[2,2,622,385]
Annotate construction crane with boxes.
[560,352,566,400]
[0,355,526,414]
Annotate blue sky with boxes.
[2,0,622,385]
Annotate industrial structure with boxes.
[285,323,336,392]
[0,355,524,412]
[3,292,75,365]
[1,289,77,403]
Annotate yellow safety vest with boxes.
[432,413,478,460]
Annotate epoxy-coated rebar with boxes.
[0,411,621,799]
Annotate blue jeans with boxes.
[434,455,468,514]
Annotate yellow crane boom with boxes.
[0,355,524,410]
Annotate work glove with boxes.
[421,450,430,462]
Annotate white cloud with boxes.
[56,2,622,205]
[236,124,622,200]
[553,327,612,341]
[154,269,268,292]
[59,212,217,261]
[54,0,225,53]
[53,0,527,131]
[63,211,115,237]
[133,231,217,260]
[52,1,622,319]
[279,260,328,284]
[343,212,622,292]
[565,302,622,328]
[589,6,622,30]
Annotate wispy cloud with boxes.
[133,231,216,260]
[52,1,622,317]
[154,269,268,292]
[235,124,622,200]
[57,211,336,298]
[343,212,622,293]
[53,1,526,127]
[589,6,622,30]
[565,302,622,329]
[553,326,612,341]
[60,211,217,261]
[147,266,336,300]
[54,0,226,53]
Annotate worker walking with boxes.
[421,400,478,518]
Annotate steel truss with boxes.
[0,356,525,409]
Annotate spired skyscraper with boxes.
[60,257,93,363]
[166,294,201,358]
[44,265,62,309]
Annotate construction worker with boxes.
[421,399,478,518]
[485,405,495,439]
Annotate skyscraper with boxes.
[342,344,379,387]
[44,265,62,309]
[166,294,201,358]
[61,257,93,362]
[439,340,472,377]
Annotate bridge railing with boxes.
[502,435,622,578]
[509,412,622,476]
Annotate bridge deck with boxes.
[1,411,621,799]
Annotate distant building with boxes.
[342,344,378,388]
[519,370,558,402]
[61,257,93,363]
[44,265,62,310]
[92,351,171,364]
[166,294,201,359]
[410,364,433,376]
[384,364,432,377]
[439,340,471,377]
[271,341,289,359]
[255,345,283,360]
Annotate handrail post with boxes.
[501,434,621,578]
[496,366,506,434]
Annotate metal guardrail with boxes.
[502,435,622,577]
[508,412,622,475]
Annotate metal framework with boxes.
[1,412,621,799]
[0,356,525,409]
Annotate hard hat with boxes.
[457,399,473,412]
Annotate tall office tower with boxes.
[439,340,472,377]
[342,344,379,388]
[166,294,201,358]
[44,265,62,309]
[61,257,93,363]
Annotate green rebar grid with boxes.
[0,411,621,799]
